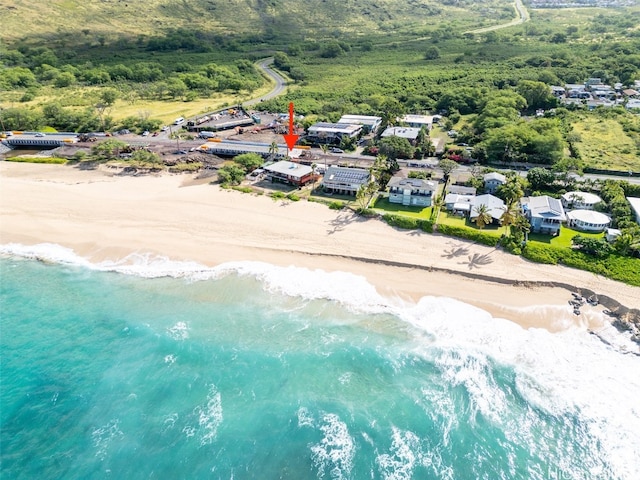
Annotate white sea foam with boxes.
[167,322,189,341]
[376,427,423,480]
[92,419,123,461]
[196,384,223,446]
[310,413,355,480]
[3,242,640,477]
[297,408,355,480]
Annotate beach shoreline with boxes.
[1,162,638,334]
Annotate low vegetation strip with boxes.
[522,243,640,286]
[4,157,67,164]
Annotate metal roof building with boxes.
[321,166,370,196]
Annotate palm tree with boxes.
[500,204,518,236]
[513,213,531,244]
[472,204,492,229]
[268,141,278,162]
[319,144,330,169]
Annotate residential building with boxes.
[380,127,421,143]
[469,194,505,224]
[337,115,382,134]
[447,185,476,196]
[521,195,566,235]
[307,122,362,145]
[387,176,437,207]
[567,210,611,232]
[561,191,602,210]
[628,197,640,224]
[444,193,474,215]
[483,172,506,194]
[263,161,315,186]
[322,166,370,196]
[400,114,436,130]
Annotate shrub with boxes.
[329,201,345,210]
[286,193,301,201]
[231,186,254,194]
[383,214,418,229]
[270,191,286,200]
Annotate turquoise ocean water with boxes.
[1,244,639,480]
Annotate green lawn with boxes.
[437,211,507,236]
[372,197,432,219]
[528,226,604,248]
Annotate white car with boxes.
[34,133,45,137]
[142,130,150,137]
[161,126,169,132]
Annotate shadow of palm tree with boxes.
[442,243,470,259]
[460,252,494,270]
[327,211,365,235]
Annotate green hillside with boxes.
[0,0,513,44]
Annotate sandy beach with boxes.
[1,162,638,331]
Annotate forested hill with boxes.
[0,0,512,44]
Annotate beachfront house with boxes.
[444,193,474,215]
[263,161,315,187]
[566,210,611,233]
[469,194,505,225]
[561,191,602,210]
[483,172,506,194]
[321,166,371,196]
[521,195,566,235]
[387,176,437,207]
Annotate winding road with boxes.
[244,57,287,106]
[465,0,530,35]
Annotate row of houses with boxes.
[305,114,438,145]
[551,78,640,110]
[261,160,640,237]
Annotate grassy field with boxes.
[572,116,640,172]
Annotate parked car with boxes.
[330,147,344,154]
[34,133,45,137]
[142,130,150,137]
[161,126,169,132]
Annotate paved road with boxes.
[464,0,529,34]
[244,58,287,106]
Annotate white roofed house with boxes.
[400,114,435,130]
[337,115,382,134]
[469,194,506,225]
[521,195,566,235]
[483,172,506,194]
[387,176,437,207]
[380,127,421,144]
[444,185,477,215]
[307,122,362,145]
[566,210,611,233]
[263,161,315,187]
[561,191,602,210]
[321,166,371,196]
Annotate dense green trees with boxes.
[378,136,414,160]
